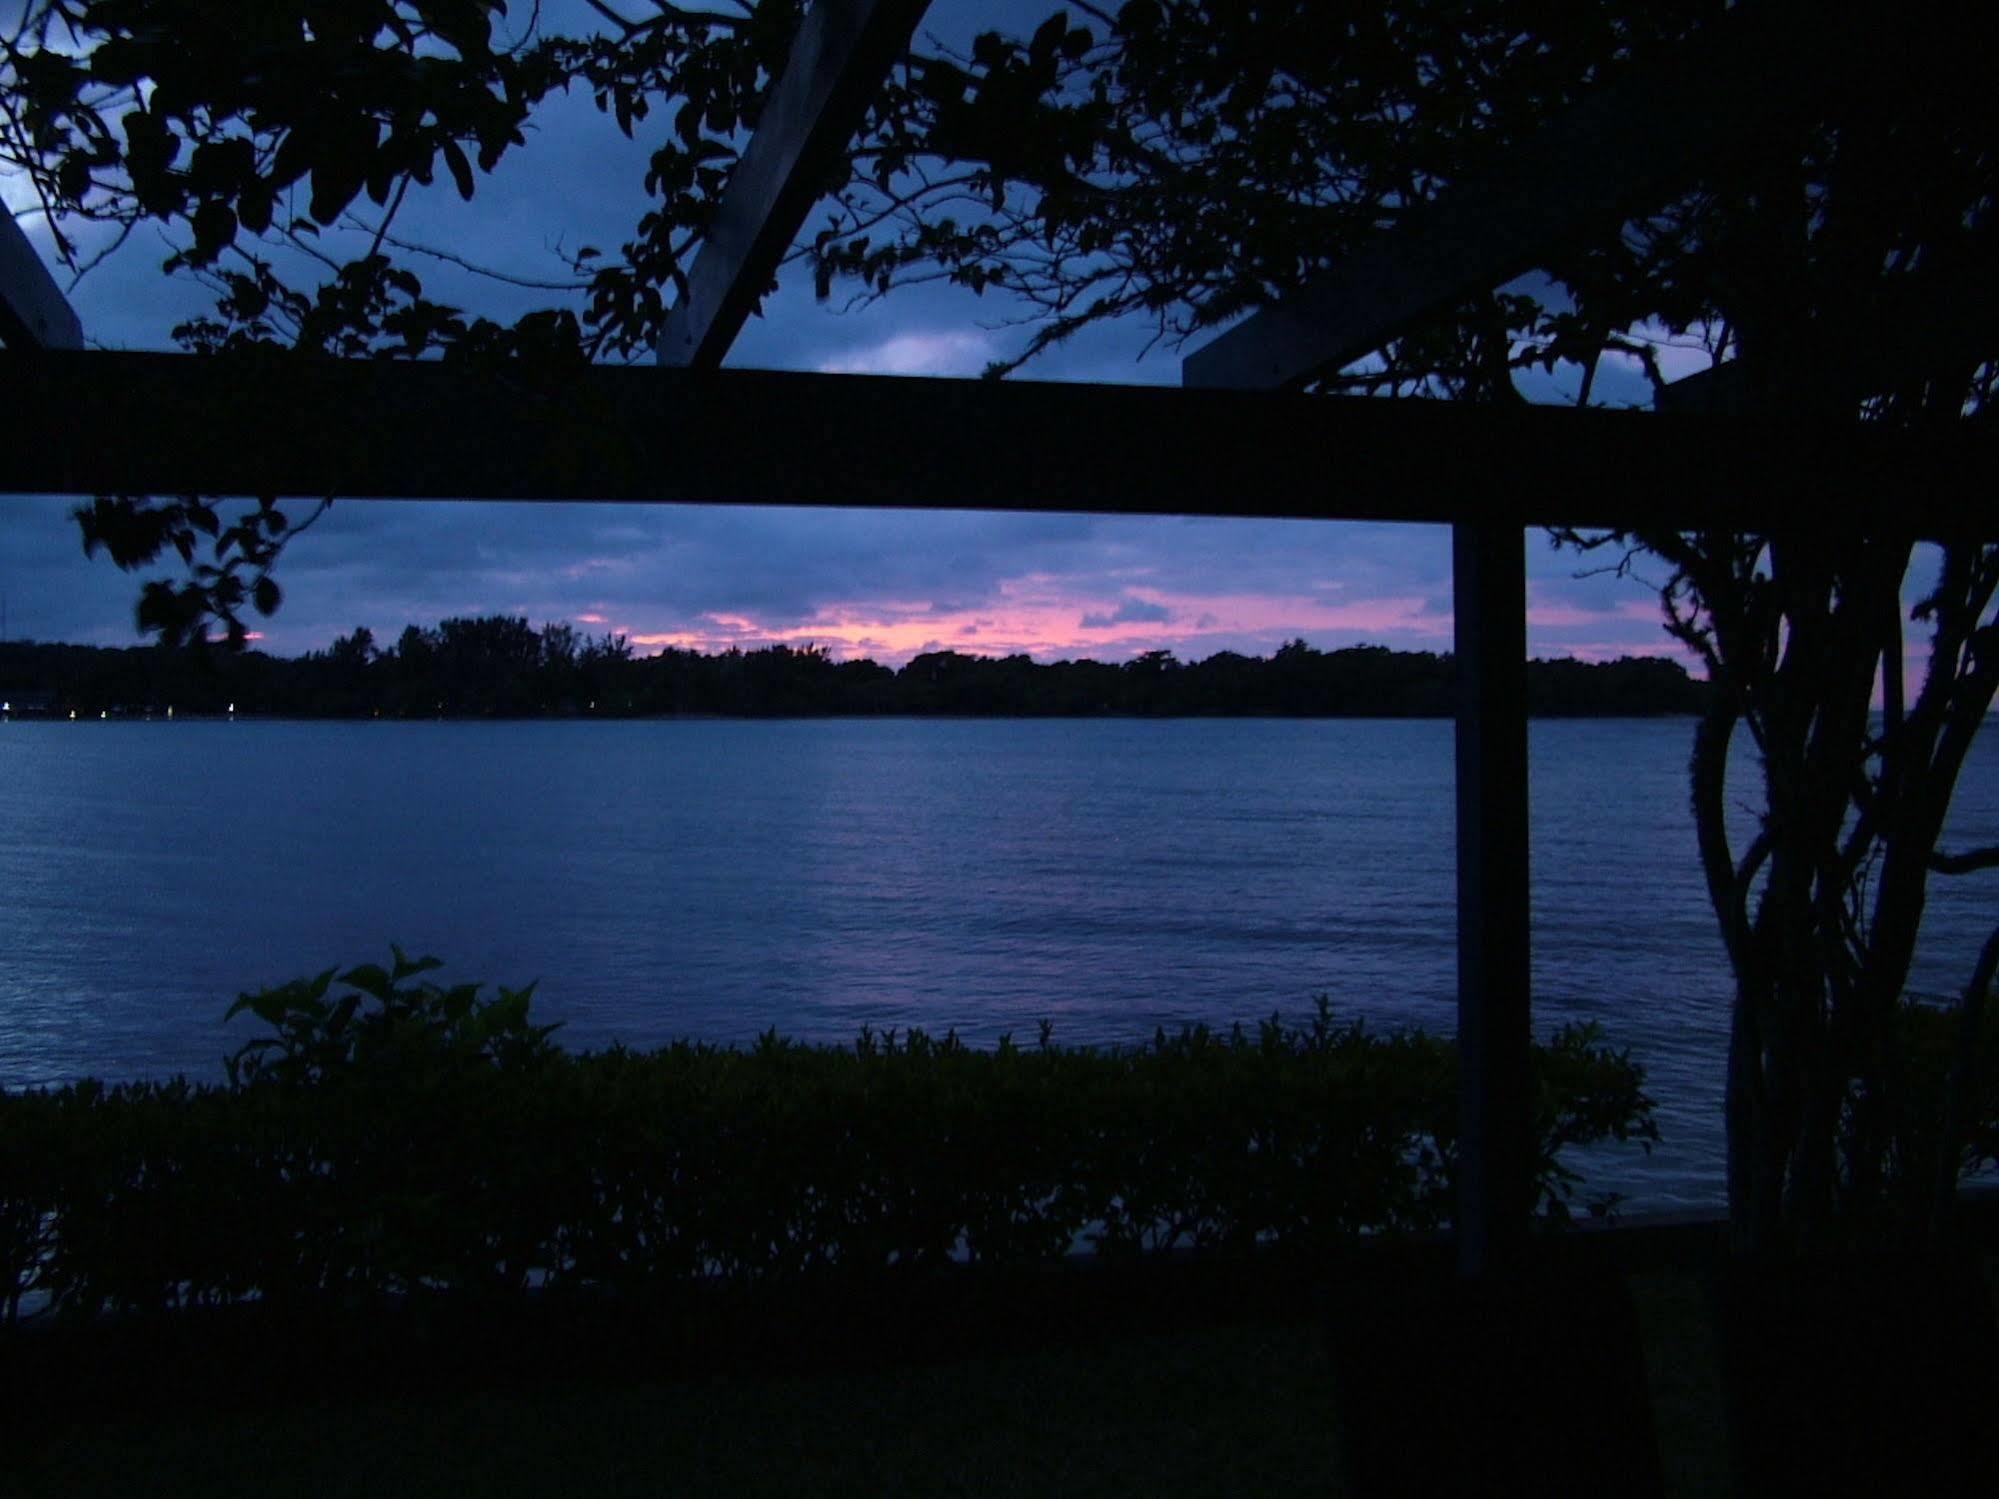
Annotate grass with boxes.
[9,1321,1343,1498]
[20,1262,1992,1498]
[1628,1270,1731,1499]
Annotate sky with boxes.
[0,0,1720,669]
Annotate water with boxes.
[1,716,1993,1213]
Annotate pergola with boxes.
[1,0,1992,1282]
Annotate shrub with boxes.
[1,953,1661,1322]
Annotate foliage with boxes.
[0,0,800,359]
[0,956,1658,1322]
[0,624,1707,718]
[220,942,562,1087]
[821,0,1722,382]
[67,492,335,649]
[819,1,1999,406]
[1875,993,1999,1227]
[0,0,805,643]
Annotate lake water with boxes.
[2,716,1994,1213]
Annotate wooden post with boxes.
[1453,520,1532,1277]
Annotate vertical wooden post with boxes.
[1454,520,1532,1277]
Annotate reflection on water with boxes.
[1,715,1993,1213]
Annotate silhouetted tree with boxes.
[1623,528,1995,1252]
[0,628,1705,720]
[576,630,634,711]
[328,626,377,669]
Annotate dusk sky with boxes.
[0,0,1731,668]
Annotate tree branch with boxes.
[1931,845,1999,876]
[581,0,644,34]
[366,174,412,263]
[346,222,592,292]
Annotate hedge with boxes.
[1,950,1661,1324]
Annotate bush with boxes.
[1,953,1660,1323]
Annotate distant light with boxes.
[166,706,173,720]
[2,702,8,713]
[68,709,76,720]
[98,710,106,720]
[227,703,236,715]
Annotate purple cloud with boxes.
[1078,596,1174,629]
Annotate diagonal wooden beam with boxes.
[0,209,83,351]
[1181,3,1884,392]
[656,0,931,369]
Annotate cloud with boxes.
[815,330,996,377]
[1078,595,1174,629]
[3,484,1728,673]
[0,496,1489,667]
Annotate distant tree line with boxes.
[0,620,1709,720]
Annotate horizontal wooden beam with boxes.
[0,350,1991,538]
[657,0,930,369]
[0,210,83,351]
[1181,2,1882,391]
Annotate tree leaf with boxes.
[1030,13,1066,63]
[441,137,475,200]
[390,945,444,981]
[340,964,394,1001]
[190,200,237,262]
[309,158,364,225]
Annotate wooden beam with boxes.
[1655,361,1752,418]
[1453,520,1532,1277]
[656,0,931,369]
[0,210,82,351]
[1,352,1992,539]
[1182,3,1881,391]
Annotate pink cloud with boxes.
[1524,595,1660,630]
[613,581,1455,668]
